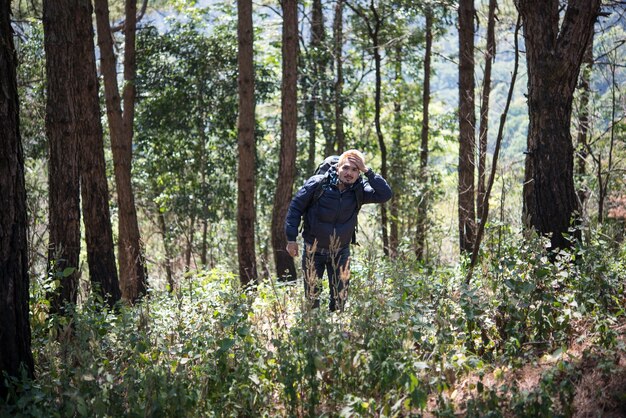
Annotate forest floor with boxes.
[426,318,626,417]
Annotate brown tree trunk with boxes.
[0,0,35,394]
[272,0,298,281]
[575,28,593,210]
[333,0,345,154]
[75,0,120,307]
[389,44,402,259]
[458,0,476,254]
[157,210,174,291]
[305,0,325,173]
[477,0,497,219]
[94,0,147,301]
[518,0,599,250]
[237,0,258,286]
[416,9,433,261]
[43,0,82,313]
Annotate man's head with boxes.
[337,149,366,185]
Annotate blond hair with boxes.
[338,149,365,168]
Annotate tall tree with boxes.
[389,43,403,258]
[43,0,82,312]
[477,0,497,219]
[517,0,600,250]
[415,8,433,261]
[333,0,346,154]
[75,0,121,307]
[458,0,476,254]
[575,28,593,211]
[272,0,298,281]
[347,0,391,255]
[0,0,34,395]
[237,0,258,285]
[305,0,326,173]
[94,0,147,301]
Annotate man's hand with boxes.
[286,241,298,257]
[348,156,368,173]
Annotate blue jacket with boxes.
[284,169,392,250]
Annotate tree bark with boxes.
[333,0,345,154]
[518,0,600,250]
[389,44,403,259]
[43,0,82,313]
[305,0,325,173]
[94,0,147,301]
[157,210,175,291]
[0,0,35,395]
[458,0,476,254]
[272,0,298,281]
[75,0,120,307]
[477,0,497,219]
[575,28,593,211]
[237,0,258,286]
[416,9,433,261]
[372,13,390,257]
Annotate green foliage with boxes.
[3,228,623,416]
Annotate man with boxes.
[284,149,392,311]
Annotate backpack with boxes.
[304,155,364,244]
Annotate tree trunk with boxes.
[371,11,389,256]
[477,0,497,219]
[237,0,258,286]
[575,28,593,210]
[272,0,298,281]
[94,0,147,301]
[389,44,402,259]
[416,9,433,261]
[333,0,345,154]
[458,0,476,254]
[305,0,325,173]
[157,210,174,292]
[75,0,120,307]
[0,0,35,394]
[43,0,82,313]
[518,0,599,250]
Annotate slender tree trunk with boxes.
[237,0,258,286]
[477,0,497,219]
[458,0,476,254]
[371,14,389,256]
[272,0,298,281]
[575,28,593,210]
[94,0,147,301]
[185,215,195,271]
[157,210,174,291]
[598,59,618,224]
[43,0,82,313]
[466,15,521,285]
[306,0,325,172]
[333,0,345,154]
[518,0,599,250]
[0,0,35,394]
[75,0,120,307]
[416,9,433,261]
[389,44,402,259]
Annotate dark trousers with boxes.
[302,244,351,311]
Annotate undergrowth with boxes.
[1,230,625,417]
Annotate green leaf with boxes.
[62,267,76,277]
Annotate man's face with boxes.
[338,161,360,185]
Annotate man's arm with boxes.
[284,176,320,256]
[361,169,392,204]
